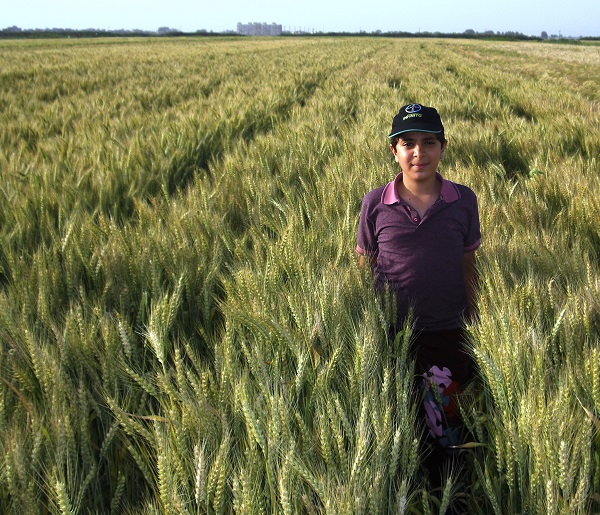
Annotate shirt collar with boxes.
[381,172,460,205]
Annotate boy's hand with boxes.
[359,254,377,271]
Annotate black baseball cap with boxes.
[388,104,444,138]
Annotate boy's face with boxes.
[390,132,447,181]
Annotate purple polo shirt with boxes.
[357,173,481,331]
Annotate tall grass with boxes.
[0,36,598,513]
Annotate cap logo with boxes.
[404,104,422,114]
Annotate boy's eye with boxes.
[400,139,437,147]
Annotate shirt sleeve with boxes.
[356,194,378,256]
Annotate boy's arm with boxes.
[463,250,479,322]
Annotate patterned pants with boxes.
[410,328,473,452]
[420,365,464,451]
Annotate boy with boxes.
[356,103,481,481]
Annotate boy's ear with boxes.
[390,143,399,162]
[441,139,448,156]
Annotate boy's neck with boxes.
[398,173,440,198]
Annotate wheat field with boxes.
[0,36,599,514]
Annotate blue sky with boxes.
[3,0,599,37]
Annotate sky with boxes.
[3,0,599,38]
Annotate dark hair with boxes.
[390,132,446,149]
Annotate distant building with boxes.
[237,22,282,36]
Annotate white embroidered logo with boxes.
[405,104,422,114]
